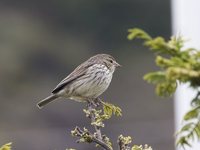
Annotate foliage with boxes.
[83,101,122,128]
[69,100,153,150]
[128,28,200,147]
[176,92,200,148]
[132,145,152,150]
[2,86,152,150]
[0,143,12,150]
[118,135,152,150]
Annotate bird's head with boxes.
[90,54,121,73]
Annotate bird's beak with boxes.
[115,62,121,67]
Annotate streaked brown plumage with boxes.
[37,54,120,109]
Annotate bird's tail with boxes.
[37,94,58,109]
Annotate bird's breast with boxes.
[73,64,113,98]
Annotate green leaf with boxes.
[184,107,200,121]
[143,71,166,84]
[156,82,177,97]
[145,37,169,53]
[155,56,173,68]
[176,121,200,148]
[102,102,122,118]
[178,123,196,133]
[194,126,200,137]
[176,137,192,147]
[127,28,152,41]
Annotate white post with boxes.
[171,0,200,150]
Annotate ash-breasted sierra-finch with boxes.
[37,54,121,108]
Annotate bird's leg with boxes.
[93,97,102,107]
[86,98,101,107]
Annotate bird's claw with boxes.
[86,98,102,107]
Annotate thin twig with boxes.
[87,101,102,140]
[74,126,112,150]
[86,99,112,150]
[92,134,112,150]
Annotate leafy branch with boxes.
[69,99,152,150]
[71,99,116,150]
[128,28,200,147]
[1,100,152,150]
[176,91,200,148]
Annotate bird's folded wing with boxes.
[52,62,92,94]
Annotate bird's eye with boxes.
[109,60,113,63]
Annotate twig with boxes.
[73,126,112,150]
[86,99,112,150]
[87,100,103,140]
[71,99,112,150]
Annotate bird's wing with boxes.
[52,62,92,94]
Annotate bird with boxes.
[37,54,121,109]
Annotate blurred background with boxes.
[0,0,173,150]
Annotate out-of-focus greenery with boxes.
[128,28,200,148]
[0,143,12,150]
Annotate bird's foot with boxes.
[86,98,102,108]
[93,98,102,107]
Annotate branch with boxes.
[87,100,103,140]
[68,97,153,150]
[72,126,112,150]
[71,99,113,150]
